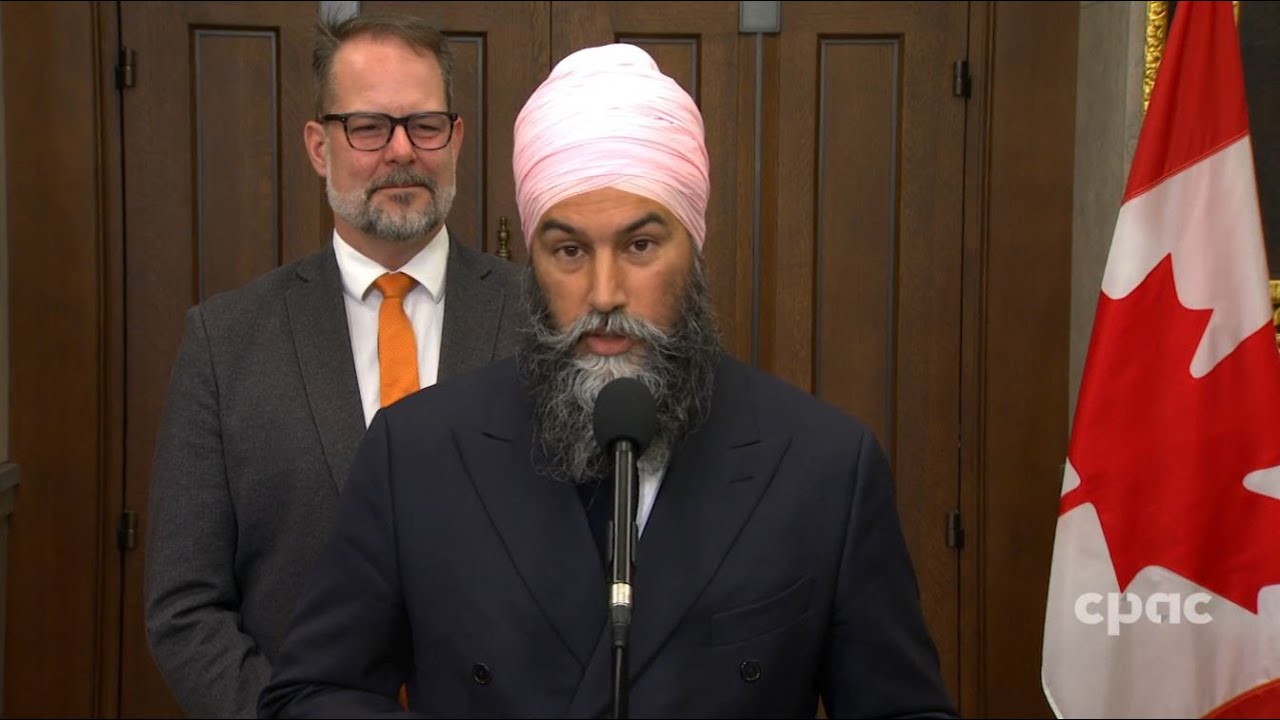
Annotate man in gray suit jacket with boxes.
[144,14,523,718]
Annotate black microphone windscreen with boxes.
[592,377,658,454]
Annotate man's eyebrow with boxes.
[537,218,577,236]
[537,212,668,237]
[621,212,668,235]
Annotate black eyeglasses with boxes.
[319,111,459,151]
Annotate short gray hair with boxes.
[312,13,455,117]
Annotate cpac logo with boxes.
[1074,592,1212,636]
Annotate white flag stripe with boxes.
[1102,137,1272,377]
[1043,498,1280,718]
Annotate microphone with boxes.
[592,377,657,720]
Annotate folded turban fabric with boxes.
[512,43,710,249]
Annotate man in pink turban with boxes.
[511,43,720,487]
[513,42,710,251]
[262,44,956,720]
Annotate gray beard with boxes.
[326,165,455,244]
[516,252,722,485]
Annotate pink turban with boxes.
[513,43,710,249]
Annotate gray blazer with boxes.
[144,236,525,719]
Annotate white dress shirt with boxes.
[333,227,449,428]
[637,464,665,537]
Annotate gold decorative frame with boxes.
[1142,1,1170,115]
[1145,1,1239,113]
[1273,281,1280,348]
[1145,1,1278,348]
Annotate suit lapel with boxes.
[568,358,791,717]
[455,369,606,667]
[438,236,505,380]
[630,431,790,675]
[286,247,365,492]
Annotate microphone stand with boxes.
[609,438,639,720]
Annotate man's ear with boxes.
[304,120,329,177]
[450,114,465,158]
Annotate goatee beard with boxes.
[516,252,722,485]
[325,164,455,244]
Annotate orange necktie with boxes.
[376,272,418,711]
[374,272,420,407]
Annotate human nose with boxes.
[587,253,626,315]
[383,123,416,162]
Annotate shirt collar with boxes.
[333,225,450,304]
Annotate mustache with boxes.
[366,168,437,198]
[541,308,671,355]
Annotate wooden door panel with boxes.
[814,39,899,443]
[964,4,1078,715]
[768,1,969,703]
[120,2,324,716]
[550,1,754,362]
[1,3,120,716]
[193,29,285,298]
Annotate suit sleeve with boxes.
[144,307,272,718]
[258,410,418,719]
[819,429,959,719]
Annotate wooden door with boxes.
[119,5,323,714]
[763,1,969,702]
[0,2,123,717]
[116,2,549,716]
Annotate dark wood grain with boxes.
[119,3,325,715]
[770,3,968,704]
[194,29,281,299]
[3,2,112,716]
[961,2,1079,717]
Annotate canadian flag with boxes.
[1041,2,1280,718]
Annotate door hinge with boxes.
[946,509,965,549]
[117,509,138,551]
[116,47,136,90]
[952,59,971,98]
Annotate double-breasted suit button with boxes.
[740,659,761,683]
[472,663,492,684]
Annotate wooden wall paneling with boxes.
[756,28,781,374]
[959,3,992,715]
[193,29,283,298]
[961,2,1079,717]
[2,1,116,716]
[118,3,324,714]
[769,2,969,705]
[97,3,126,716]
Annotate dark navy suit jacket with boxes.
[259,355,957,719]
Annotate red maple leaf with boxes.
[1063,254,1280,613]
